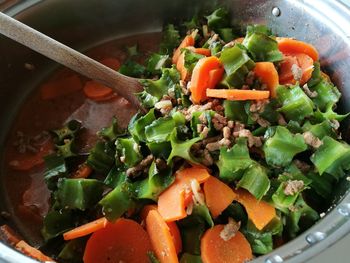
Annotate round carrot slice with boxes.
[201,225,253,263]
[295,53,314,85]
[83,218,153,263]
[277,37,319,61]
[83,80,114,101]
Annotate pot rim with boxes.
[0,0,350,263]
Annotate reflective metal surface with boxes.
[0,0,350,262]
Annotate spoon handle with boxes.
[0,12,143,107]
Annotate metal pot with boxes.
[0,0,350,262]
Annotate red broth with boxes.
[2,32,160,244]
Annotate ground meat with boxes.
[291,63,302,81]
[191,179,205,205]
[330,119,340,130]
[249,99,269,114]
[233,129,262,147]
[220,218,241,241]
[212,113,227,131]
[182,102,213,121]
[227,120,234,129]
[284,180,304,196]
[277,113,287,126]
[233,121,245,133]
[201,126,210,138]
[206,138,231,151]
[293,159,311,173]
[223,126,231,139]
[302,84,318,98]
[202,149,214,166]
[126,154,154,177]
[251,113,271,127]
[155,100,173,115]
[303,131,323,148]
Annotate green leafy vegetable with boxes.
[134,160,174,200]
[98,117,125,141]
[309,79,340,111]
[167,129,201,164]
[115,137,143,168]
[41,210,75,241]
[237,163,270,200]
[310,136,350,178]
[217,138,253,182]
[242,221,273,255]
[128,109,156,142]
[219,46,255,88]
[87,141,115,174]
[58,238,87,263]
[159,24,180,55]
[118,60,146,78]
[44,154,68,190]
[99,181,134,221]
[223,100,249,123]
[146,53,170,75]
[307,62,322,87]
[276,85,314,122]
[263,126,307,167]
[56,179,104,210]
[145,117,177,143]
[180,253,203,263]
[302,120,336,139]
[138,66,180,108]
[243,33,282,62]
[206,8,230,29]
[246,24,272,36]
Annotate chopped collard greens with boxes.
[35,7,349,263]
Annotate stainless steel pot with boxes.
[1,0,350,262]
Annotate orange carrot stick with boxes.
[9,139,54,171]
[84,218,152,263]
[208,68,224,89]
[189,56,223,104]
[83,81,115,101]
[253,62,279,98]
[206,89,270,100]
[201,226,253,263]
[145,209,178,263]
[233,189,276,230]
[172,35,195,64]
[203,176,237,218]
[63,217,108,241]
[277,37,319,61]
[72,163,93,179]
[40,74,82,100]
[158,167,211,222]
[16,240,56,262]
[192,48,211,57]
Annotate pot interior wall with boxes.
[0,0,350,262]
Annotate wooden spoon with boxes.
[0,12,144,109]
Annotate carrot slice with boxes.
[189,56,223,104]
[0,225,21,246]
[203,176,237,218]
[9,139,54,171]
[72,163,93,179]
[172,35,195,64]
[145,209,178,263]
[83,80,114,101]
[192,48,211,57]
[176,52,189,81]
[253,62,279,98]
[84,218,153,263]
[295,53,314,85]
[167,221,182,255]
[63,217,108,241]
[277,37,319,61]
[278,54,314,85]
[206,89,270,100]
[99,57,121,71]
[279,55,298,85]
[201,226,253,263]
[16,240,55,262]
[233,189,276,230]
[40,74,82,100]
[158,167,211,222]
[208,68,225,89]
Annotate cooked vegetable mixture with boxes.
[3,7,350,263]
